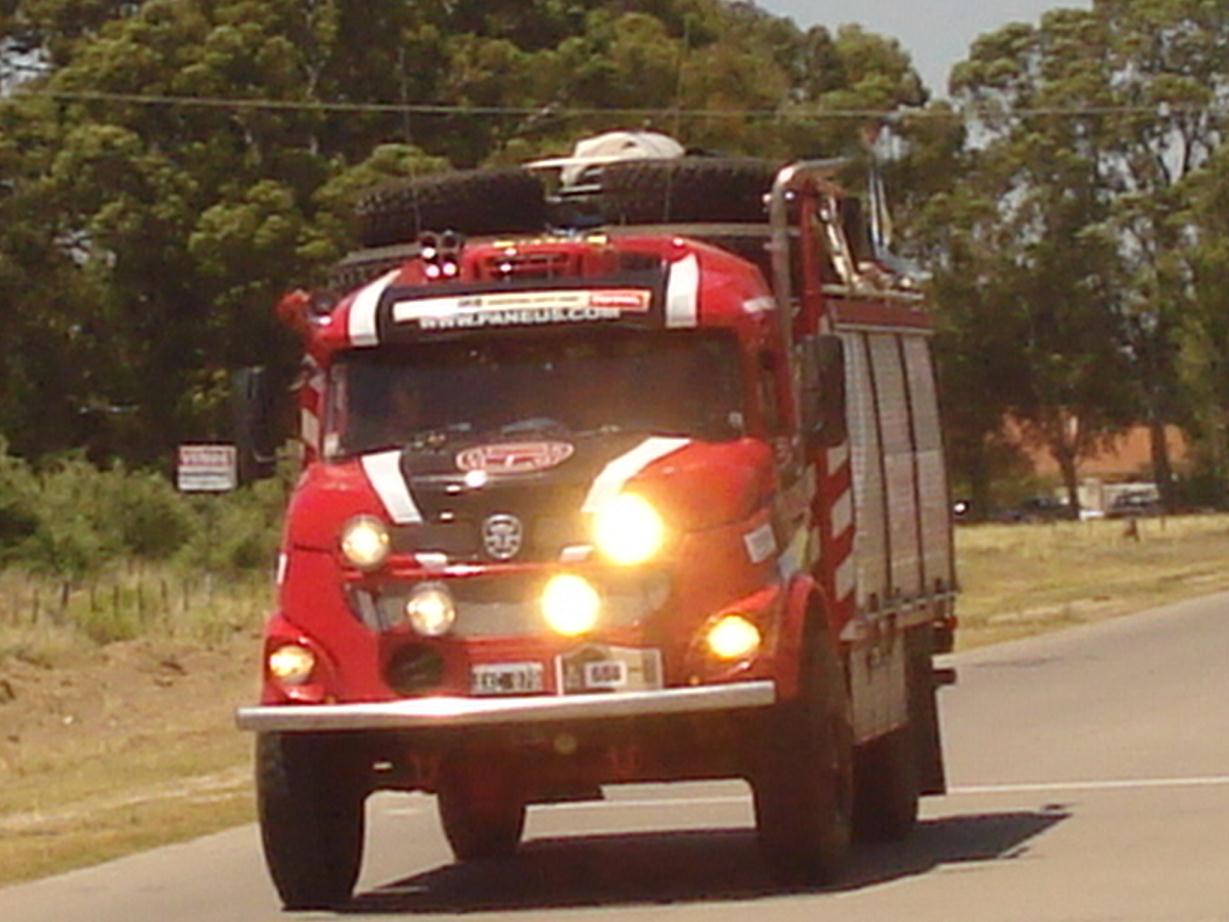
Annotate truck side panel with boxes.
[842,332,889,611]
[901,336,954,594]
[868,333,922,600]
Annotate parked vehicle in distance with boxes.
[1107,492,1164,518]
[996,495,1077,523]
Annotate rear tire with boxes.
[256,732,368,910]
[752,620,854,885]
[852,724,919,842]
[437,762,527,862]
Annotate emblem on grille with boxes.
[482,514,524,561]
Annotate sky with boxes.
[757,0,1092,99]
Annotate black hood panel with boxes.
[391,432,660,562]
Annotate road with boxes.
[3,591,1228,921]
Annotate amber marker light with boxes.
[593,493,664,566]
[541,573,601,636]
[268,644,316,685]
[706,615,762,661]
[340,515,391,570]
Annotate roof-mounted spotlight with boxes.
[419,230,465,283]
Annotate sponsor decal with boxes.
[392,288,651,330]
[482,513,524,561]
[456,441,575,474]
[743,522,778,565]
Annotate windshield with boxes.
[324,330,745,458]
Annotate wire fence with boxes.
[0,564,271,645]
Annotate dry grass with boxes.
[954,513,1229,648]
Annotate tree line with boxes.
[0,0,1226,517]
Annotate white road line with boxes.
[380,775,1229,819]
[536,796,747,812]
[948,775,1229,796]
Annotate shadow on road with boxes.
[342,805,1070,915]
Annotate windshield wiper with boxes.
[498,416,569,436]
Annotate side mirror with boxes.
[802,335,847,450]
[231,367,278,483]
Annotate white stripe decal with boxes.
[831,490,853,538]
[827,443,850,471]
[665,254,700,328]
[348,269,400,347]
[835,556,856,600]
[582,438,691,513]
[300,408,321,453]
[361,450,422,524]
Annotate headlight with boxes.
[405,582,456,637]
[593,493,664,566]
[541,573,601,636]
[706,615,762,661]
[340,515,391,570]
[268,644,316,685]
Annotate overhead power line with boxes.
[6,86,1227,121]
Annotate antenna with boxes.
[662,18,692,222]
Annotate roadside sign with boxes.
[177,443,238,493]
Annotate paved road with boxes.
[4,592,1228,921]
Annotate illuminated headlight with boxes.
[593,493,664,566]
[268,644,316,685]
[405,582,457,637]
[340,515,391,570]
[706,615,762,661]
[541,574,601,636]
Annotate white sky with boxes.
[756,0,1092,98]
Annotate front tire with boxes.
[752,621,854,885]
[436,761,527,862]
[256,732,368,910]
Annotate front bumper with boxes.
[235,680,775,733]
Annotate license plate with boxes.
[584,660,627,689]
[558,646,663,694]
[471,662,544,695]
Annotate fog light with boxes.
[541,574,601,636]
[268,644,315,685]
[340,515,391,570]
[405,583,456,637]
[706,615,761,661]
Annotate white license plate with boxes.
[583,660,628,689]
[471,662,544,695]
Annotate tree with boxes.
[950,2,1229,509]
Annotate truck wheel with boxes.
[752,621,854,885]
[598,157,781,224]
[852,724,919,841]
[436,763,527,862]
[256,732,368,910]
[355,168,547,247]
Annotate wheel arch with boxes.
[776,574,844,702]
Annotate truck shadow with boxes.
[341,805,1070,915]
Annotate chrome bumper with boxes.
[235,681,776,733]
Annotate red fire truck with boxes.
[236,140,957,909]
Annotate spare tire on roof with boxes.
[598,157,782,225]
[355,168,548,247]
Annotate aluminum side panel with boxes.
[842,332,888,608]
[870,334,921,598]
[903,337,954,589]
